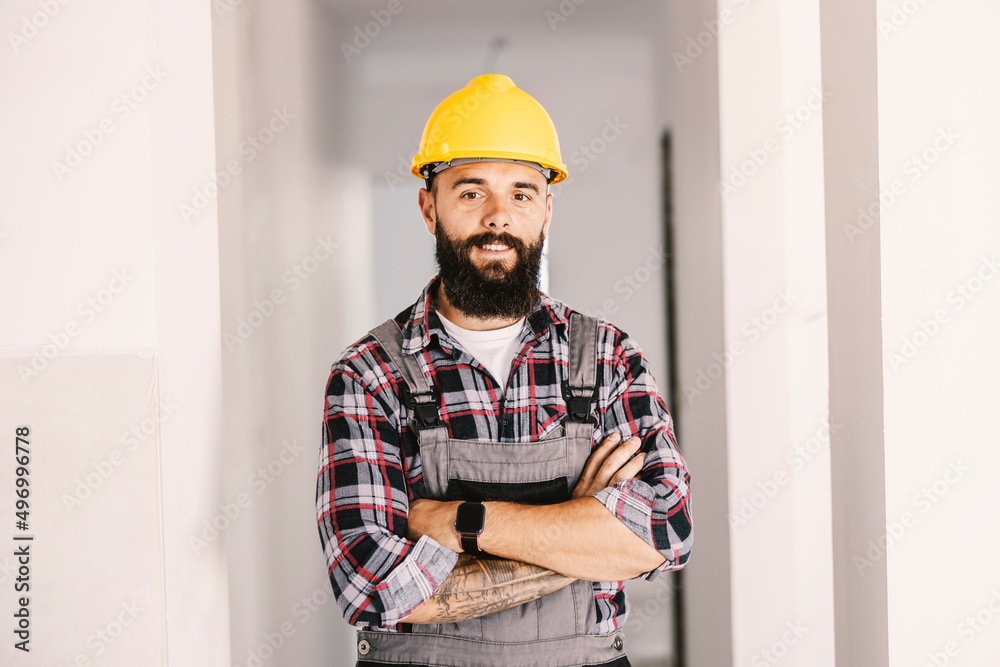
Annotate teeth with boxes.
[482,243,509,251]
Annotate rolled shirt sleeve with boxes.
[591,333,693,580]
[316,364,458,627]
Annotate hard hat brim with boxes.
[411,150,568,184]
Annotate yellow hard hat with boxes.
[411,74,569,185]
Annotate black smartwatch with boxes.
[454,501,486,555]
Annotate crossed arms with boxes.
[317,334,693,628]
[401,433,667,624]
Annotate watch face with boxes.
[454,502,486,535]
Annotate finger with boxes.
[571,434,624,499]
[579,433,622,483]
[595,437,642,487]
[610,452,646,487]
[601,437,642,475]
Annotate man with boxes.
[316,74,692,667]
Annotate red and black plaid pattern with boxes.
[316,275,693,632]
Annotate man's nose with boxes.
[483,196,512,229]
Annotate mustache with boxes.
[458,232,526,253]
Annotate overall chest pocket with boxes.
[420,428,587,499]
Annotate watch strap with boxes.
[460,532,483,555]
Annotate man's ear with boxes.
[541,192,553,240]
[418,187,436,235]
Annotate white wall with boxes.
[211,1,365,665]
[717,0,835,664]
[0,0,229,664]
[876,1,1000,664]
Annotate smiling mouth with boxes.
[479,243,511,253]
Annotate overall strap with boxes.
[369,319,440,432]
[562,311,600,424]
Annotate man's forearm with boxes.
[407,495,666,583]
[400,553,574,624]
[480,497,666,581]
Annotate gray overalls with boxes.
[358,312,627,667]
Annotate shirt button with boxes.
[613,635,624,651]
[358,639,371,655]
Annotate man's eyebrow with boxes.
[449,177,542,194]
[450,177,487,190]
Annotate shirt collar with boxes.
[400,275,569,355]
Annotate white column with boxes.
[659,1,734,665]
[818,0,891,664]
[149,0,231,663]
[716,0,835,664]
[876,1,1000,665]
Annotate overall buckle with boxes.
[400,383,440,430]
[561,380,599,424]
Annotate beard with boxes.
[434,219,545,321]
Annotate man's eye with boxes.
[513,193,530,201]
[461,192,481,199]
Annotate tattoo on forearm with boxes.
[408,554,574,624]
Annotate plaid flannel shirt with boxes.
[316,275,693,634]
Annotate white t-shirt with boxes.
[436,311,526,395]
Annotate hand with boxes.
[571,433,645,498]
[408,498,463,552]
